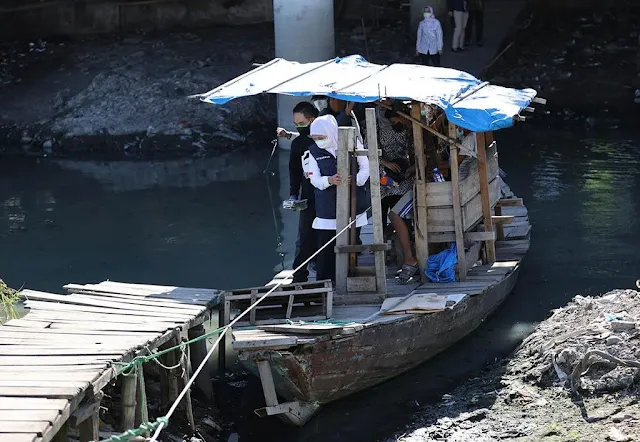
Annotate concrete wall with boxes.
[0,0,274,40]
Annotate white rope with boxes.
[148,209,369,441]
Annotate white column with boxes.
[272,0,335,276]
[274,0,335,151]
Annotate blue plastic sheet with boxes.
[425,243,458,283]
[198,55,538,132]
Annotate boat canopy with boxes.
[198,55,537,132]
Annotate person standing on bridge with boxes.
[415,6,443,67]
[448,0,469,52]
[465,0,484,47]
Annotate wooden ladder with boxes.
[335,108,388,297]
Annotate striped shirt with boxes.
[416,18,444,55]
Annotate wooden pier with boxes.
[0,281,221,442]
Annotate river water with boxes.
[1,122,639,441]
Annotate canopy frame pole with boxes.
[448,122,467,281]
[336,126,356,296]
[411,101,429,282]
[376,101,476,158]
[365,108,388,295]
[476,132,496,264]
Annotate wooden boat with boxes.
[197,55,543,426]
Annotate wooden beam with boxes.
[411,101,429,282]
[492,215,514,224]
[365,107,388,296]
[336,126,356,296]
[187,324,213,399]
[120,375,137,432]
[335,244,389,253]
[476,132,496,264]
[497,198,524,207]
[428,230,496,243]
[377,101,475,157]
[448,122,467,281]
[256,360,279,407]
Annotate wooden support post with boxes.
[52,421,69,442]
[256,360,279,407]
[188,324,214,399]
[159,332,180,410]
[476,132,496,264]
[411,102,429,281]
[336,126,356,296]
[121,374,137,431]
[134,365,149,435]
[180,338,197,432]
[218,304,228,376]
[79,406,100,442]
[494,204,505,240]
[448,123,467,281]
[365,108,388,295]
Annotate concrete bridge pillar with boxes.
[272,0,335,274]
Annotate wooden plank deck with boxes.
[0,281,221,442]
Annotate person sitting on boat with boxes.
[285,101,320,283]
[306,115,370,284]
[372,108,415,233]
[416,5,444,67]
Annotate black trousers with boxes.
[314,226,362,284]
[292,203,317,283]
[315,229,337,284]
[420,53,441,67]
[465,10,484,45]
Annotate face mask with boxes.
[392,123,404,133]
[315,137,331,149]
[312,100,328,112]
[424,12,432,19]
[456,129,464,139]
[296,125,310,136]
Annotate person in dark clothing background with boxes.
[287,101,319,282]
[465,0,484,47]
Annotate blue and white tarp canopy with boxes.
[197,55,538,132]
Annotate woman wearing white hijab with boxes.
[416,6,443,66]
[306,115,370,284]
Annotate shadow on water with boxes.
[221,122,640,442]
[0,150,284,295]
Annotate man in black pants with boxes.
[465,0,484,47]
[288,101,319,283]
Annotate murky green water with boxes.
[1,123,639,441]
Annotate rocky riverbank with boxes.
[486,2,640,128]
[393,287,640,442]
[0,15,412,159]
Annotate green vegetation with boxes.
[0,279,20,323]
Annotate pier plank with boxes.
[69,293,207,312]
[0,280,220,442]
[0,421,51,433]
[0,435,38,442]
[0,397,67,410]
[0,387,83,399]
[0,410,60,422]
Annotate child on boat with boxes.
[306,115,370,284]
[416,6,443,67]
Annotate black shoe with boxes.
[477,41,483,47]
[452,48,460,53]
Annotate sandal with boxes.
[397,263,420,285]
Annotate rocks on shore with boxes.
[395,289,640,442]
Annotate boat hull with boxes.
[239,264,522,425]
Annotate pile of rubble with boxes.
[396,288,640,442]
